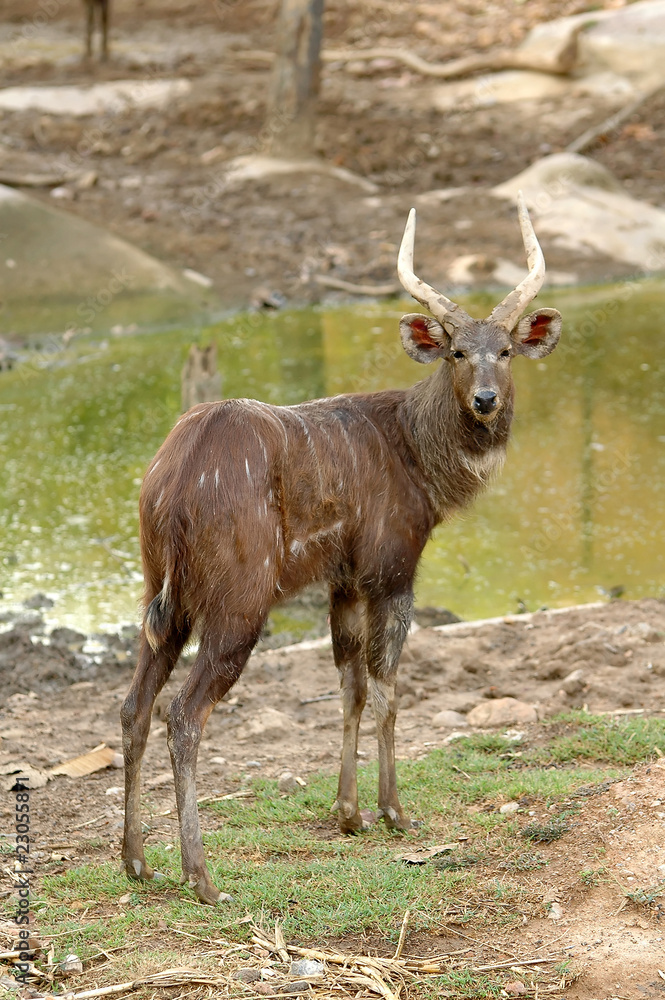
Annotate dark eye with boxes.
[500,349,511,358]
[452,350,465,360]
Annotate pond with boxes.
[0,279,663,634]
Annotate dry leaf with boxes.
[399,844,457,864]
[0,763,50,790]
[50,743,121,777]
[621,123,656,142]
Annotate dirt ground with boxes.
[2,3,665,996]
[1,598,665,997]
[2,0,664,314]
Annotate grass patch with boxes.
[522,818,570,843]
[543,712,665,765]
[12,712,663,998]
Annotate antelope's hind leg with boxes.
[121,622,190,883]
[167,621,262,905]
[330,590,374,833]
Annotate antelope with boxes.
[121,194,561,905]
[83,0,109,61]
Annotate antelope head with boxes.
[397,193,562,423]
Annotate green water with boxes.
[1,280,664,632]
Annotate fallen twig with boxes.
[322,30,583,79]
[567,85,664,154]
[231,37,582,80]
[299,693,338,705]
[392,910,410,961]
[315,275,400,297]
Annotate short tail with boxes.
[143,576,174,652]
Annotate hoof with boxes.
[184,872,233,906]
[333,798,376,834]
[339,809,376,835]
[378,807,417,832]
[125,858,158,881]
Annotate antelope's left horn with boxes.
[487,192,546,330]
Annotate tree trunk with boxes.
[181,344,222,412]
[267,0,324,158]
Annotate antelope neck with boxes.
[400,362,512,517]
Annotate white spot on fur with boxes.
[459,446,506,482]
[245,458,251,480]
[147,459,161,476]
[215,468,220,488]
[264,556,270,567]
[198,472,205,488]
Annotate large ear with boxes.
[511,307,562,359]
[399,313,450,364]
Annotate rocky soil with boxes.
[1,598,665,997]
[1,598,664,790]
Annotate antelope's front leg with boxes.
[330,591,372,833]
[366,592,414,831]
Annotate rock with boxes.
[49,627,86,650]
[0,183,210,334]
[414,606,461,627]
[441,691,485,714]
[493,153,665,272]
[561,668,586,696]
[633,622,662,643]
[234,969,262,983]
[250,286,287,310]
[280,982,312,994]
[58,954,83,976]
[277,771,306,794]
[467,698,538,728]
[289,960,325,978]
[547,902,564,921]
[23,592,53,609]
[581,0,665,79]
[499,801,520,815]
[76,170,98,190]
[504,981,527,996]
[237,708,296,740]
[432,710,468,729]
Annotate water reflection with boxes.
[0,280,663,631]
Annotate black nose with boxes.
[473,390,497,414]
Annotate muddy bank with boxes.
[1,598,663,781]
